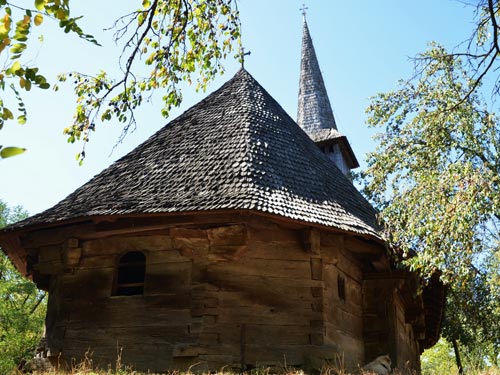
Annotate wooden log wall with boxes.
[23,216,338,372]
[21,213,426,373]
[362,276,397,365]
[362,274,423,374]
[394,295,421,374]
[321,233,365,371]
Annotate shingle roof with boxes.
[7,69,381,238]
[297,19,337,133]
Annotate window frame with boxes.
[112,250,147,297]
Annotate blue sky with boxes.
[1,1,475,214]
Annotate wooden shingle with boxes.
[6,69,380,239]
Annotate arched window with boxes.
[114,251,146,296]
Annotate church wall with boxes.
[394,294,421,374]
[362,273,402,368]
[321,234,365,371]
[27,216,335,372]
[44,234,194,371]
[24,214,424,373]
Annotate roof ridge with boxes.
[6,69,380,239]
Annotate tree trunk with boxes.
[452,338,464,375]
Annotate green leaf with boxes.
[34,14,43,26]
[2,107,13,120]
[10,61,21,75]
[34,0,45,11]
[0,146,26,158]
[10,43,27,55]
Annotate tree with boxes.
[421,338,458,375]
[0,0,241,162]
[0,201,46,373]
[433,1,500,104]
[0,0,99,159]
[364,43,500,285]
[361,1,500,368]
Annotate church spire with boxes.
[297,17,337,133]
[296,16,359,175]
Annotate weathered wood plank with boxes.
[21,222,95,248]
[65,297,192,328]
[207,225,247,246]
[145,261,192,294]
[310,257,323,280]
[301,228,321,255]
[344,236,384,255]
[207,306,322,325]
[83,235,173,255]
[64,325,191,344]
[245,242,310,261]
[208,258,311,279]
[325,309,363,337]
[77,250,188,270]
[323,326,364,370]
[59,268,114,299]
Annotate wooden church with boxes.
[0,17,444,373]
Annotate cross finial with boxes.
[300,3,308,20]
[239,46,251,68]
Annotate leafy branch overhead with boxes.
[0,0,99,156]
[57,0,241,164]
[364,42,500,286]
[362,0,500,366]
[362,1,500,291]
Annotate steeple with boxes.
[297,18,337,132]
[297,16,359,174]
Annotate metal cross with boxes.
[300,3,308,18]
[240,46,251,68]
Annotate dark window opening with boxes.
[338,275,346,301]
[114,251,146,296]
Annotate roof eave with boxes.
[314,135,360,169]
[1,208,384,274]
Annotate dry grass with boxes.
[9,354,500,375]
[9,369,500,375]
[10,371,500,375]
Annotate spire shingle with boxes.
[297,19,337,132]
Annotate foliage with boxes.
[0,145,26,159]
[0,0,99,157]
[56,0,241,164]
[0,1,241,163]
[422,338,500,375]
[364,43,500,284]
[0,201,46,374]
[442,270,500,368]
[362,9,500,371]
[421,338,459,375]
